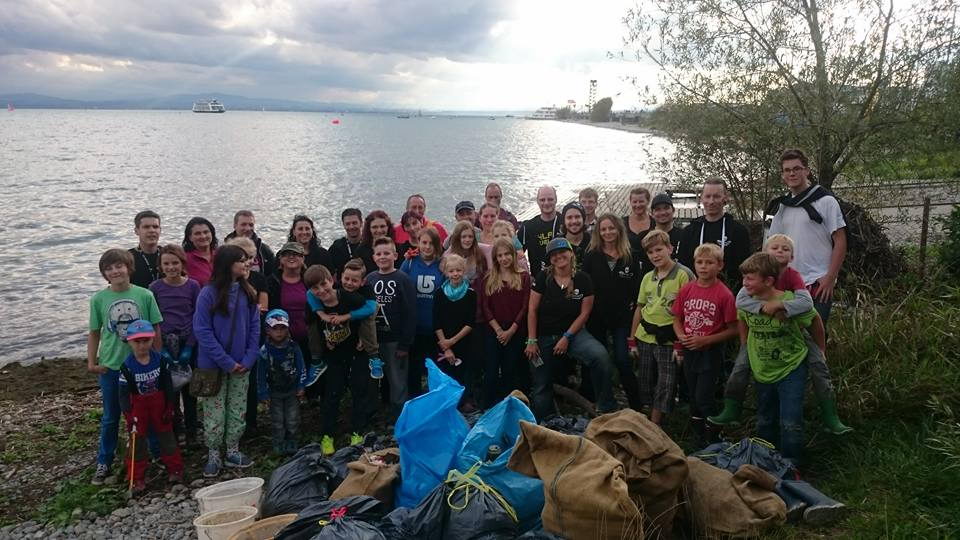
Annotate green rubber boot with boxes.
[819,398,853,435]
[707,398,742,426]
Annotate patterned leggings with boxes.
[201,372,248,452]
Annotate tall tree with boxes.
[591,97,614,122]
[624,0,959,217]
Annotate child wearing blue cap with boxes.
[117,319,184,494]
[256,309,306,455]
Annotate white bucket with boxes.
[193,506,258,540]
[194,477,265,515]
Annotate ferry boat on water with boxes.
[192,99,225,113]
[526,106,557,120]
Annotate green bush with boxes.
[939,205,960,276]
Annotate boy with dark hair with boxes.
[117,319,184,493]
[629,230,694,425]
[736,252,824,465]
[257,309,306,455]
[88,249,163,485]
[365,237,417,420]
[304,265,371,455]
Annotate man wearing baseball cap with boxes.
[651,193,684,258]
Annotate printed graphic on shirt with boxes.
[617,265,636,279]
[416,274,437,299]
[373,279,398,303]
[108,299,142,339]
[119,365,161,394]
[682,297,719,335]
[324,323,352,346]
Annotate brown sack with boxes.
[508,389,531,407]
[584,409,688,538]
[329,448,400,506]
[507,420,644,540]
[682,457,786,537]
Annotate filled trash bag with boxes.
[454,393,544,531]
[508,420,643,540]
[261,443,338,517]
[379,464,518,540]
[330,448,401,507]
[539,415,589,436]
[275,495,387,540]
[585,409,688,538]
[395,359,469,508]
[329,444,367,487]
[681,457,786,537]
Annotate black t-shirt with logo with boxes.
[519,215,563,274]
[532,270,594,336]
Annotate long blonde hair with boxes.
[588,212,632,266]
[449,220,488,275]
[485,238,523,295]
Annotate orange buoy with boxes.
[332,118,340,124]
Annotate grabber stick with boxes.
[128,416,138,492]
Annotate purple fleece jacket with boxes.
[193,282,261,372]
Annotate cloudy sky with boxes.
[0,0,655,110]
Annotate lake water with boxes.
[0,109,670,366]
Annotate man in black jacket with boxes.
[224,210,276,277]
[676,178,751,289]
[329,208,364,278]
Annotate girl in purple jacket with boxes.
[193,245,261,477]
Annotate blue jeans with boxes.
[98,370,160,467]
[755,361,808,465]
[530,331,616,420]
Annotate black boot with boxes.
[775,483,808,522]
[690,417,706,448]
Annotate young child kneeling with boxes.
[118,320,184,494]
[710,234,851,435]
[736,253,825,465]
[257,309,305,455]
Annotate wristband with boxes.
[562,331,575,340]
[627,338,637,347]
[525,338,538,345]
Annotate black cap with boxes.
[455,201,476,213]
[651,193,674,208]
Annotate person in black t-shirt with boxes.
[518,185,563,274]
[676,178,751,290]
[329,208,364,278]
[524,238,616,420]
[287,214,334,272]
[432,254,477,397]
[651,193,684,259]
[561,202,590,266]
[623,187,656,275]
[129,210,162,288]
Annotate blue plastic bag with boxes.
[395,359,469,508]
[454,395,545,531]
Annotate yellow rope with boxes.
[445,462,519,523]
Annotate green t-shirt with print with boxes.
[89,285,163,370]
[738,290,816,384]
[634,263,694,345]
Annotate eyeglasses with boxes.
[782,166,806,174]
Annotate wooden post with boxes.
[919,196,931,278]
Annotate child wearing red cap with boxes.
[118,319,184,494]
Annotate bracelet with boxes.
[525,338,538,345]
[627,338,637,347]
[562,331,575,340]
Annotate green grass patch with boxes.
[37,468,127,526]
[851,148,960,181]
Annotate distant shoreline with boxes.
[556,119,665,136]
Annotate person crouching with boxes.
[118,319,184,494]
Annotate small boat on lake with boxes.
[192,99,225,113]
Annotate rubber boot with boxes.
[819,397,853,435]
[775,483,808,522]
[706,398,742,426]
[781,479,846,526]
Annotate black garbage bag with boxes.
[379,466,519,540]
[275,495,387,540]
[539,415,589,436]
[261,443,338,517]
[329,444,366,488]
[516,529,567,539]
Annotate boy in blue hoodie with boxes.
[257,309,306,455]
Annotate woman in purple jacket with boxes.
[193,244,261,477]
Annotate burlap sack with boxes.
[682,457,786,537]
[329,448,400,507]
[584,409,688,538]
[509,389,531,407]
[507,420,643,540]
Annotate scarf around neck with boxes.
[443,279,469,301]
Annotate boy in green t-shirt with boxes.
[87,248,163,485]
[629,230,694,425]
[737,252,824,465]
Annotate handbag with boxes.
[189,293,239,397]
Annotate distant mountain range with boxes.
[0,93,531,115]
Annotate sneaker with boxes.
[224,451,254,469]
[305,361,327,387]
[369,357,384,380]
[350,432,364,446]
[202,455,222,478]
[91,463,109,486]
[321,435,335,456]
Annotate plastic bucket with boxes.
[227,513,297,540]
[193,506,258,540]
[194,477,265,515]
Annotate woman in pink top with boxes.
[182,217,218,286]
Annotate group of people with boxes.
[86,148,850,492]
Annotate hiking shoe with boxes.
[202,455,222,478]
[91,463,109,486]
[369,357,384,379]
[321,435,335,456]
[803,501,847,526]
[350,432,364,446]
[224,451,254,469]
[305,361,327,387]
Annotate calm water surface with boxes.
[0,109,669,366]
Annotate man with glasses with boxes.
[765,148,847,323]
[481,182,520,230]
